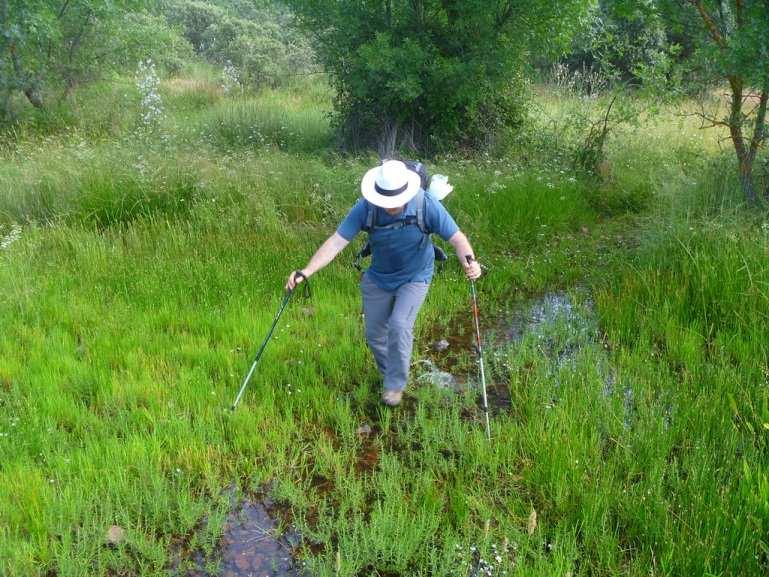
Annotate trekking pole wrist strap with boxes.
[290,270,311,298]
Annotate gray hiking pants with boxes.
[360,273,430,392]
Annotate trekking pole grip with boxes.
[290,270,311,298]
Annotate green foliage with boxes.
[561,0,680,89]
[194,97,332,153]
[635,1,769,203]
[596,216,769,576]
[653,1,769,86]
[0,147,201,227]
[287,0,592,153]
[1,63,767,577]
[163,0,316,88]
[0,0,193,123]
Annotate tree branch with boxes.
[57,0,71,20]
[689,0,727,48]
[694,113,732,130]
[8,40,43,108]
[728,75,747,157]
[749,80,769,159]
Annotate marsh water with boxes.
[171,491,307,577]
[176,291,633,577]
[422,290,631,419]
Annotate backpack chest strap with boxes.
[362,190,428,234]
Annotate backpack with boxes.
[403,160,430,190]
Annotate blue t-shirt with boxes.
[337,192,459,291]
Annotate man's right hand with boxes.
[285,270,307,291]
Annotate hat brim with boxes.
[361,166,421,209]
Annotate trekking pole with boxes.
[466,256,491,441]
[231,271,310,410]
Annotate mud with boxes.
[356,441,380,474]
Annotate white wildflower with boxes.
[136,59,164,132]
[0,224,21,251]
[221,60,241,95]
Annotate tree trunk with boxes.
[9,41,44,109]
[763,158,769,201]
[0,90,11,121]
[378,118,399,159]
[726,77,756,203]
[738,154,757,204]
[748,81,769,201]
[23,83,43,108]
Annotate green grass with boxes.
[0,69,767,576]
[593,216,769,575]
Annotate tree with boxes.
[633,0,769,203]
[287,0,592,154]
[691,1,769,203]
[0,1,190,120]
[163,0,316,88]
[564,1,674,86]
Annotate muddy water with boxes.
[422,291,598,384]
[422,291,633,421]
[171,491,308,577]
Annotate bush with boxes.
[164,0,316,89]
[289,0,592,154]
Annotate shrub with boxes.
[164,0,316,89]
[288,0,592,154]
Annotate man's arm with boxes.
[448,230,482,280]
[285,232,350,290]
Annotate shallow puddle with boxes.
[421,290,635,421]
[502,291,596,363]
[171,490,308,577]
[422,291,598,382]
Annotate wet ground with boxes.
[170,488,309,577]
[171,291,632,577]
[421,290,629,419]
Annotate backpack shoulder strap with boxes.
[362,200,376,232]
[415,189,428,234]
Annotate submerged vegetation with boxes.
[0,61,766,576]
[2,0,769,569]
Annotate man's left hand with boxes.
[463,258,482,280]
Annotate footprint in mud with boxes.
[172,493,309,577]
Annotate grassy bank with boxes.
[0,68,766,576]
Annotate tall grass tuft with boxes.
[195,98,332,153]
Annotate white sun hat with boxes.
[361,160,421,209]
[428,174,453,200]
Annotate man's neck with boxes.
[384,206,405,216]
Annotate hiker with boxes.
[285,160,481,406]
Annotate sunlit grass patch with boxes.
[193,95,332,153]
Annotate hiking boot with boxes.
[381,389,403,407]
